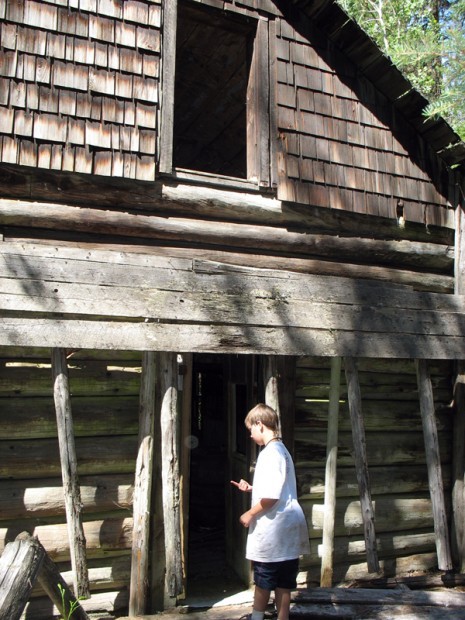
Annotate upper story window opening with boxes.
[159,0,274,188]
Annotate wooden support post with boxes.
[344,357,380,574]
[159,352,183,606]
[263,355,281,431]
[453,361,465,570]
[452,200,465,571]
[51,348,90,598]
[415,359,453,571]
[320,357,342,587]
[129,351,156,616]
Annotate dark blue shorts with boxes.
[253,558,299,591]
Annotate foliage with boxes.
[58,583,84,620]
[337,0,465,140]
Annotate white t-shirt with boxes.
[246,440,310,562]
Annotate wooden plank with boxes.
[51,348,90,598]
[129,351,155,616]
[262,355,281,433]
[276,356,297,455]
[158,0,177,174]
[320,357,341,587]
[158,352,183,604]
[415,358,453,570]
[344,357,380,574]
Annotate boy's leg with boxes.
[253,584,271,614]
[274,587,291,620]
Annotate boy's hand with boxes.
[240,510,254,528]
[230,479,252,492]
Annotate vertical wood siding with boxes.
[0,347,140,617]
[294,357,454,584]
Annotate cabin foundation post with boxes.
[320,357,342,587]
[344,357,380,574]
[129,351,156,616]
[51,348,90,598]
[415,359,453,570]
[159,352,183,608]
[452,201,465,571]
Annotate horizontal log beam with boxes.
[0,199,454,271]
[0,164,454,243]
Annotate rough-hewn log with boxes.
[51,348,90,598]
[22,589,128,620]
[0,518,133,561]
[0,534,45,620]
[320,357,342,587]
[262,356,281,434]
[0,199,454,271]
[0,475,133,519]
[158,352,183,604]
[129,351,155,616]
[0,436,137,479]
[415,358,453,571]
[344,357,380,574]
[0,164,454,244]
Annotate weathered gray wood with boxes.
[344,357,380,574]
[0,200,453,271]
[0,167,454,245]
[0,436,137,479]
[415,358,453,570]
[129,351,155,616]
[51,348,90,598]
[452,361,465,570]
[262,356,281,434]
[320,357,341,587]
[452,203,465,571]
[0,518,133,560]
[4,316,465,358]
[34,534,90,620]
[0,534,45,620]
[158,352,183,604]
[0,475,133,519]
[276,356,297,455]
[158,0,177,174]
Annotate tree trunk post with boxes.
[159,352,183,606]
[51,348,90,598]
[415,358,453,570]
[129,351,156,616]
[344,356,380,574]
[320,357,342,587]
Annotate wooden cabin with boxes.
[1,0,465,617]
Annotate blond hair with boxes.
[245,403,279,433]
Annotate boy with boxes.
[231,403,310,620]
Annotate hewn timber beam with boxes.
[0,199,454,271]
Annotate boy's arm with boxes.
[240,498,278,528]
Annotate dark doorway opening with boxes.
[187,354,246,601]
[174,1,256,178]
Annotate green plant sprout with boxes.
[57,582,84,620]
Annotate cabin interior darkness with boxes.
[187,355,246,596]
[174,1,256,178]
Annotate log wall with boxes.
[294,356,454,585]
[0,346,140,618]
